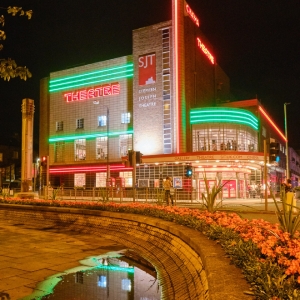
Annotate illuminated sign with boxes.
[63,82,120,102]
[138,53,156,86]
[196,38,215,64]
[185,2,200,27]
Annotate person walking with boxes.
[163,176,173,206]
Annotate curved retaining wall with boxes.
[0,204,252,300]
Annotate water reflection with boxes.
[22,250,161,300]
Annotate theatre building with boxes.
[39,0,287,199]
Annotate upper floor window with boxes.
[55,142,65,163]
[76,118,84,129]
[121,112,130,124]
[119,134,133,157]
[56,121,63,131]
[98,115,107,127]
[96,137,107,160]
[74,139,86,161]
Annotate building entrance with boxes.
[222,180,237,199]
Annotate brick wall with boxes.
[0,204,251,299]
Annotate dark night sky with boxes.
[0,0,299,149]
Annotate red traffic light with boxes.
[41,156,47,166]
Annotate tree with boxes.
[0,6,32,81]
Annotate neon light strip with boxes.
[259,106,286,141]
[50,166,133,174]
[190,108,259,130]
[50,72,133,92]
[175,0,180,153]
[49,129,133,142]
[191,109,258,123]
[51,69,130,89]
[49,64,134,92]
[51,64,133,84]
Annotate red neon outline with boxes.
[175,0,180,154]
[259,106,286,142]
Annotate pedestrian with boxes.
[163,176,173,206]
[283,179,292,193]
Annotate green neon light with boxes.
[50,73,133,92]
[190,108,259,130]
[51,69,132,89]
[49,63,134,92]
[49,129,133,143]
[95,265,134,273]
[51,64,133,84]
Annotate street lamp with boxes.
[106,106,110,180]
[284,103,290,179]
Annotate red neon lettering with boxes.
[111,83,120,94]
[87,89,95,98]
[103,84,111,96]
[185,4,200,27]
[64,93,73,102]
[94,86,103,97]
[197,37,215,64]
[79,90,87,101]
[64,82,120,102]
[72,91,80,101]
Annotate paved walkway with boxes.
[0,218,126,300]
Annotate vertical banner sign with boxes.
[138,53,156,86]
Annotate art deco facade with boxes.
[39,0,289,199]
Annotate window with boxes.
[74,173,86,188]
[121,278,132,291]
[76,118,84,129]
[119,134,132,157]
[55,142,65,162]
[192,124,258,152]
[96,137,107,160]
[96,173,107,187]
[121,112,130,124]
[98,115,107,127]
[56,121,63,131]
[98,275,107,288]
[74,139,86,160]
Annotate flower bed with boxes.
[0,197,299,299]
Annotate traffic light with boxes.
[269,142,280,164]
[136,151,143,164]
[128,150,133,167]
[127,150,143,166]
[185,165,193,177]
[41,156,47,167]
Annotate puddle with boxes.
[20,249,161,300]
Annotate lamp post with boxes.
[284,103,290,179]
[93,101,110,183]
[106,107,110,180]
